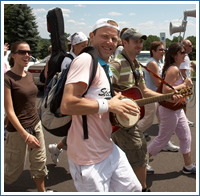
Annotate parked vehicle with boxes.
[28,55,50,87]
[136,51,151,66]
[4,50,39,71]
[136,51,164,70]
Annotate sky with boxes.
[23,1,198,40]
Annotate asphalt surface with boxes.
[4,80,197,193]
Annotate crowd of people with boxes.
[4,17,196,192]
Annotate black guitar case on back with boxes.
[46,7,67,85]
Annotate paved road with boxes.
[4,81,197,193]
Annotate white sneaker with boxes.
[48,144,62,164]
[146,164,154,174]
[187,119,194,127]
[162,141,180,152]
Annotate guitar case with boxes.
[46,7,67,85]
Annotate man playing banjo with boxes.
[109,28,180,192]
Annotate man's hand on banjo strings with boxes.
[108,92,140,120]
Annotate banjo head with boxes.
[115,98,140,128]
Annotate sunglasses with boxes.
[188,44,193,47]
[14,50,32,55]
[180,51,186,55]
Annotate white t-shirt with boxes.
[65,53,113,165]
[179,54,191,78]
[60,52,76,71]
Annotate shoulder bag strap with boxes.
[79,46,98,139]
[121,53,139,86]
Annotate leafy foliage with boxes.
[187,36,196,61]
[4,4,40,58]
[143,35,160,50]
[38,38,51,59]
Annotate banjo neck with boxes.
[135,92,174,106]
[118,86,192,107]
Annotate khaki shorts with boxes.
[111,126,148,169]
[4,121,48,184]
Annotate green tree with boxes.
[64,32,71,51]
[171,35,183,43]
[166,36,196,61]
[143,35,160,50]
[186,36,196,61]
[38,38,51,59]
[4,4,14,42]
[4,4,40,58]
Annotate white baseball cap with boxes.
[70,32,88,46]
[92,18,120,32]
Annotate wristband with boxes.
[25,133,30,143]
[97,99,108,114]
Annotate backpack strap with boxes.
[79,46,98,139]
[80,46,98,95]
[102,65,115,97]
[65,53,74,61]
[61,53,75,70]
[121,53,139,86]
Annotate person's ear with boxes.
[89,32,94,43]
[122,39,127,46]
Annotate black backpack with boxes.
[39,53,74,84]
[40,46,98,139]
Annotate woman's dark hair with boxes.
[161,42,185,78]
[150,41,163,57]
[9,41,28,68]
[120,28,129,43]
[120,28,128,38]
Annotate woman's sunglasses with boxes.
[14,50,32,56]
[180,51,186,55]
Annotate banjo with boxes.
[111,86,192,132]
